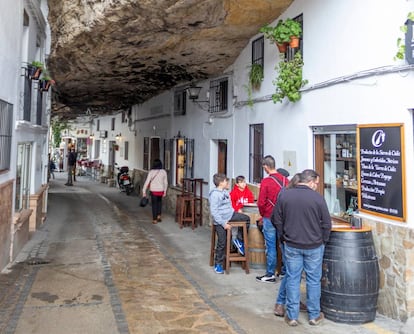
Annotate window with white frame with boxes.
[15,143,32,211]
[249,123,264,183]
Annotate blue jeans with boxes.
[276,243,286,304]
[262,217,277,276]
[284,243,325,321]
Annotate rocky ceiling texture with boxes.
[47,0,293,119]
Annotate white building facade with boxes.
[0,0,51,270]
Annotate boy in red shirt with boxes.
[230,175,255,212]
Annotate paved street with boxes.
[0,173,410,333]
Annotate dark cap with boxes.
[277,168,289,177]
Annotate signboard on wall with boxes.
[357,124,406,221]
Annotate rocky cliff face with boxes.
[47,0,292,118]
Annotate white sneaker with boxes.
[256,274,276,283]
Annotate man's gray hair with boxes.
[300,169,319,183]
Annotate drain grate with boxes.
[25,257,50,266]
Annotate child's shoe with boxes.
[214,264,224,274]
[232,238,245,255]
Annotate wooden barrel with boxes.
[247,223,266,269]
[321,227,379,324]
[242,204,266,269]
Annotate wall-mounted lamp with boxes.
[115,133,122,140]
[89,133,94,139]
[186,84,210,110]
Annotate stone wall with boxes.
[363,217,414,322]
[29,184,48,233]
[12,209,32,263]
[0,180,13,270]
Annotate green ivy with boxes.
[51,119,69,148]
[272,52,308,103]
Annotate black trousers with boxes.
[214,212,250,266]
[150,193,163,220]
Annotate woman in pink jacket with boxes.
[142,159,168,224]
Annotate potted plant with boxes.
[284,18,302,48]
[260,18,302,52]
[272,52,308,103]
[260,20,290,53]
[39,73,55,92]
[28,60,44,80]
[394,12,414,61]
[243,63,264,108]
[249,63,264,90]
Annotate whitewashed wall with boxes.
[123,1,414,223]
[0,0,22,187]
[228,0,414,226]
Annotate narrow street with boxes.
[0,173,407,334]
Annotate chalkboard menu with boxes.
[357,124,406,221]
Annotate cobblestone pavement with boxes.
[0,173,411,333]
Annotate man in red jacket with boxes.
[256,155,289,283]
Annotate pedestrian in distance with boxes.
[142,159,168,224]
[209,173,250,274]
[256,155,289,283]
[49,159,56,180]
[65,147,77,186]
[273,169,332,327]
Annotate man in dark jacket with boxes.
[65,148,77,186]
[272,169,331,327]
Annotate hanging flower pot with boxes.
[289,36,300,48]
[276,42,288,53]
[39,76,55,92]
[28,61,44,80]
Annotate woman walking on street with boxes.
[142,159,168,224]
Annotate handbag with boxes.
[140,196,149,207]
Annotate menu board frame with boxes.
[357,123,406,221]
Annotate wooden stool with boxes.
[209,222,249,274]
[179,196,196,229]
[226,221,249,274]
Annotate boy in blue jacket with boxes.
[209,173,250,274]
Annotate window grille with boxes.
[252,36,264,66]
[124,141,129,160]
[23,74,32,121]
[249,123,264,183]
[0,100,13,172]
[36,86,42,125]
[174,88,187,115]
[209,77,228,114]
